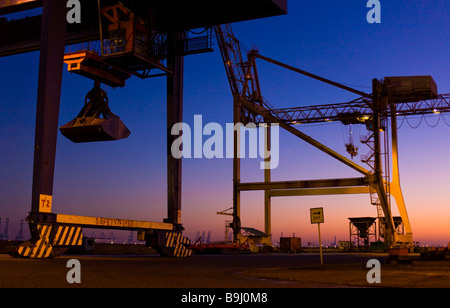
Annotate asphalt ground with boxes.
[1,252,449,289]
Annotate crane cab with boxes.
[100,3,170,78]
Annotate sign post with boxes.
[310,207,324,265]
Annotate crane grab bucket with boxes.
[59,114,130,143]
[60,80,130,143]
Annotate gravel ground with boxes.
[1,252,449,288]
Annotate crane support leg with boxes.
[145,230,193,258]
[161,31,194,257]
[24,0,67,254]
[232,95,242,243]
[264,126,271,243]
[390,108,413,245]
[371,79,396,246]
[15,223,83,259]
[14,213,83,259]
[166,32,184,229]
[30,0,66,214]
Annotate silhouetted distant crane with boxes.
[15,219,24,241]
[1,218,9,241]
[127,231,133,243]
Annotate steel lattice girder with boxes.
[253,94,450,125]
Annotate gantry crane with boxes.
[215,23,450,249]
[0,0,287,258]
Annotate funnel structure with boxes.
[378,216,404,240]
[349,217,377,248]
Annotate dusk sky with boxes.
[0,1,449,246]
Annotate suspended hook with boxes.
[344,124,359,159]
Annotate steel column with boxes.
[232,94,241,242]
[31,0,67,213]
[372,79,395,244]
[166,31,185,228]
[389,103,413,243]
[264,125,271,241]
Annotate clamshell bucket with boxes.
[59,114,130,143]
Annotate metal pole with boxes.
[31,0,67,214]
[318,223,323,266]
[254,54,372,100]
[97,0,104,55]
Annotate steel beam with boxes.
[237,177,368,191]
[269,186,371,197]
[0,0,287,57]
[30,0,67,213]
[56,214,174,231]
[0,0,41,15]
[254,53,372,101]
[0,2,100,57]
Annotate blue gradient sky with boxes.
[0,1,449,246]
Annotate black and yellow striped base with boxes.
[153,231,193,258]
[16,224,83,259]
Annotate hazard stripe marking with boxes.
[72,227,82,245]
[65,226,75,246]
[159,232,193,257]
[17,224,53,259]
[53,225,83,247]
[17,224,83,259]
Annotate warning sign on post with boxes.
[310,207,324,224]
[310,207,325,265]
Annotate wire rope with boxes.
[405,114,423,129]
[423,114,441,128]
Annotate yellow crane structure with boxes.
[215,23,450,250]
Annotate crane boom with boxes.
[251,94,450,125]
[215,27,450,126]
[214,23,371,176]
